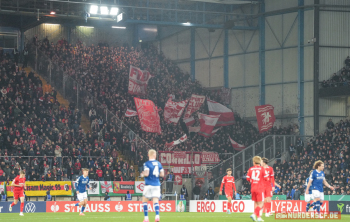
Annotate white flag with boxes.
[125,108,138,117]
[88,181,100,195]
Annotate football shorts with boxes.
[77,192,88,201]
[251,191,264,202]
[225,192,233,199]
[143,185,161,199]
[312,190,324,201]
[13,191,24,199]
[305,193,314,202]
[264,187,273,198]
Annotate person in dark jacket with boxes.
[104,192,111,201]
[1,191,7,202]
[192,184,201,200]
[125,191,132,201]
[205,187,215,200]
[180,185,188,201]
[166,171,175,193]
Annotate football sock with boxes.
[320,201,324,206]
[81,207,85,212]
[306,203,310,212]
[267,202,271,214]
[255,206,261,218]
[20,202,24,213]
[10,202,15,207]
[154,203,160,216]
[75,203,80,206]
[316,201,320,213]
[143,202,148,220]
[228,201,231,211]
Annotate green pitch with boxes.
[1,212,349,221]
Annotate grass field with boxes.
[1,212,349,221]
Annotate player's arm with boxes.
[323,179,335,190]
[219,177,225,195]
[87,178,91,190]
[246,169,251,183]
[271,169,275,191]
[159,163,164,178]
[306,176,313,194]
[233,177,237,194]
[24,179,27,189]
[11,178,22,187]
[75,177,81,194]
[274,182,281,189]
[141,163,149,177]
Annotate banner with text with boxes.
[128,66,153,95]
[134,97,162,134]
[46,201,176,213]
[113,181,135,194]
[184,94,206,119]
[201,152,220,164]
[7,181,72,197]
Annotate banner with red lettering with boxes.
[201,152,220,164]
[198,113,220,138]
[207,99,235,126]
[255,104,276,133]
[46,201,176,213]
[134,97,161,134]
[229,136,246,151]
[164,98,188,124]
[128,66,153,95]
[113,181,135,194]
[165,135,187,150]
[159,151,202,175]
[184,94,206,119]
[125,109,138,117]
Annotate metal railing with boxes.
[28,44,154,165]
[207,135,313,188]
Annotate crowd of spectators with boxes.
[321,56,350,88]
[0,51,136,184]
[33,38,296,165]
[240,118,350,197]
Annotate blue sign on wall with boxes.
[0,201,46,213]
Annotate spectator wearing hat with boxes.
[116,171,123,181]
[96,166,103,181]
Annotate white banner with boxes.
[0,182,4,193]
[88,181,100,195]
[100,181,113,193]
[189,200,254,213]
[135,181,145,194]
[128,66,153,95]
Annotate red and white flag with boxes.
[207,99,235,126]
[255,104,276,133]
[198,113,220,138]
[125,109,138,117]
[164,98,188,124]
[188,126,200,133]
[165,134,188,150]
[100,181,113,193]
[209,127,221,137]
[229,136,246,151]
[184,94,206,119]
[128,66,153,95]
[184,117,195,127]
[134,97,162,134]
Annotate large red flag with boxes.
[184,94,206,119]
[164,98,188,124]
[198,113,220,138]
[255,104,276,133]
[134,98,161,134]
[229,136,246,151]
[207,99,235,126]
[128,66,153,95]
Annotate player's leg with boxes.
[312,190,321,214]
[250,192,258,222]
[19,196,25,216]
[142,186,151,222]
[255,192,264,221]
[152,186,161,222]
[80,193,88,215]
[226,196,232,214]
[264,196,271,217]
[9,193,19,212]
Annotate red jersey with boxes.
[246,165,267,192]
[263,166,275,189]
[220,175,236,193]
[13,176,26,193]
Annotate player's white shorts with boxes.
[77,192,88,201]
[312,190,324,201]
[305,193,314,202]
[143,185,161,199]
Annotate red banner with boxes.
[164,98,188,124]
[113,181,135,194]
[198,113,220,138]
[207,99,235,126]
[201,152,220,164]
[229,136,246,151]
[184,94,206,119]
[173,151,187,159]
[46,201,176,213]
[255,104,276,133]
[128,66,153,95]
[134,97,161,134]
[159,151,202,168]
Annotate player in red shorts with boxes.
[219,168,237,214]
[261,157,280,217]
[9,170,26,216]
[246,156,267,222]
